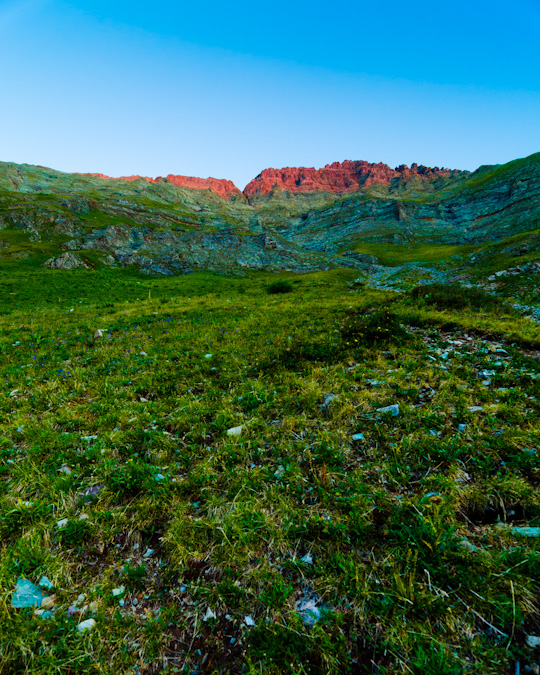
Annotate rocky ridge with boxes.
[243,160,466,198]
[0,153,539,276]
[80,173,242,200]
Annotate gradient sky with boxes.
[0,0,539,188]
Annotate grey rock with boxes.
[296,598,321,626]
[526,635,540,649]
[11,579,47,608]
[512,527,540,538]
[77,618,96,632]
[377,404,400,417]
[322,394,337,406]
[44,252,89,270]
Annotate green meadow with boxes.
[1,265,540,674]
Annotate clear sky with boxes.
[0,0,539,188]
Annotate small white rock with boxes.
[56,518,69,528]
[244,615,256,626]
[112,586,125,597]
[203,607,216,622]
[227,425,243,437]
[526,634,540,649]
[204,353,213,359]
[77,618,96,632]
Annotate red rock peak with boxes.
[243,160,456,197]
[78,172,242,199]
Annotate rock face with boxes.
[244,160,466,198]
[44,252,89,269]
[163,175,242,200]
[80,172,242,200]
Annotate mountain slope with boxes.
[0,154,538,275]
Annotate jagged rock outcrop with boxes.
[80,172,243,200]
[244,160,467,198]
[44,252,89,269]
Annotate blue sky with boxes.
[0,0,539,188]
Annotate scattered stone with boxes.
[77,618,96,633]
[40,595,57,609]
[203,607,216,622]
[377,404,400,417]
[300,552,313,565]
[512,527,540,538]
[244,615,256,627]
[322,394,337,407]
[527,636,540,649]
[81,485,105,498]
[274,465,285,479]
[56,518,69,528]
[467,406,483,412]
[143,548,154,558]
[93,329,104,339]
[458,424,468,432]
[227,425,243,437]
[34,609,54,619]
[296,598,321,626]
[352,433,365,441]
[39,576,54,590]
[112,586,125,597]
[58,465,72,475]
[11,579,47,608]
[204,353,213,359]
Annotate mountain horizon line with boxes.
[16,157,472,201]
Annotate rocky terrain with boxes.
[3,153,540,674]
[243,160,466,197]
[0,152,539,277]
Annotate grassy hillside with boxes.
[1,266,540,674]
